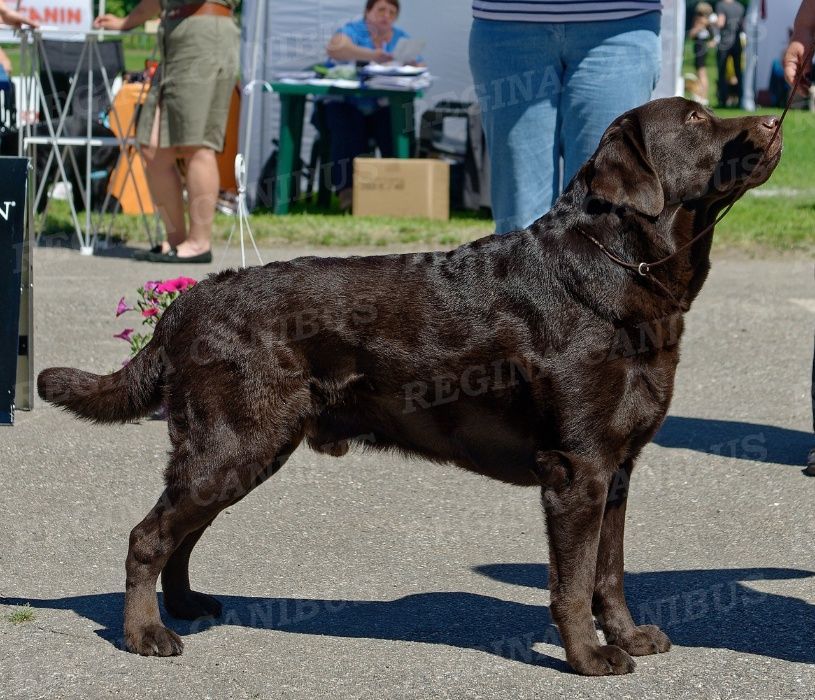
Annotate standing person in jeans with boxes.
[783,0,815,474]
[468,1,662,234]
[95,1,240,263]
[715,0,745,108]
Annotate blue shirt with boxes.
[338,18,410,53]
[331,19,412,113]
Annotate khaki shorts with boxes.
[136,15,240,152]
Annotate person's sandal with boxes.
[142,247,212,264]
[132,244,164,261]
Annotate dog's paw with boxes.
[124,624,184,656]
[569,644,636,676]
[613,625,672,657]
[164,590,223,620]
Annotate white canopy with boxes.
[238,1,686,207]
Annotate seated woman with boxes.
[324,0,411,210]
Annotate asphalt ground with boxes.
[1,243,814,699]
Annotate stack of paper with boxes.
[363,74,433,91]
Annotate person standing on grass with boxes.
[689,3,716,105]
[783,0,815,475]
[715,0,745,108]
[468,0,662,234]
[94,1,240,264]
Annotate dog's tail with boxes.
[37,340,166,424]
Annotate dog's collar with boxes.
[575,226,686,310]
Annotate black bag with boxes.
[39,39,125,121]
[418,100,491,212]
[254,139,304,211]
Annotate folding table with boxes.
[270,82,422,215]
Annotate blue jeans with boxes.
[469,14,661,233]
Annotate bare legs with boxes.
[142,106,218,257]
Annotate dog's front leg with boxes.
[592,460,671,657]
[537,451,636,675]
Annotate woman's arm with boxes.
[94,0,162,31]
[326,32,392,64]
[0,1,38,28]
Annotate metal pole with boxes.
[242,0,268,187]
[82,34,95,254]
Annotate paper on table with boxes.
[392,37,425,64]
[362,63,426,76]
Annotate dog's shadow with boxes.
[3,565,813,667]
[655,416,812,467]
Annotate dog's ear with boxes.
[589,115,664,217]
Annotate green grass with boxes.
[711,109,815,252]
[40,201,496,250]
[6,604,35,624]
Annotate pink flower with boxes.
[114,328,134,342]
[156,276,197,294]
[142,307,159,318]
[115,297,132,317]
[144,281,161,292]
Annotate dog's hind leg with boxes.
[538,451,636,676]
[592,460,671,657]
[159,442,299,622]
[124,433,303,656]
[161,519,221,620]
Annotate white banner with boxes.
[0,0,93,42]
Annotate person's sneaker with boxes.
[804,447,815,477]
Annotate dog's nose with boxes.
[761,116,780,130]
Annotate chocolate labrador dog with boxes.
[38,97,781,674]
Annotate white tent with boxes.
[238,1,686,208]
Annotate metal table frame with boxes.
[270,81,421,215]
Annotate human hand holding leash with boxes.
[784,0,815,94]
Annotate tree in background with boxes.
[99,1,140,17]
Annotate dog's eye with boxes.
[686,110,706,123]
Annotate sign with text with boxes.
[0,0,93,42]
[0,158,29,425]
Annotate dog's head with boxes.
[586,96,782,218]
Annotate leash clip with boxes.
[637,262,650,276]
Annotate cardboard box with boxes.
[353,158,450,220]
